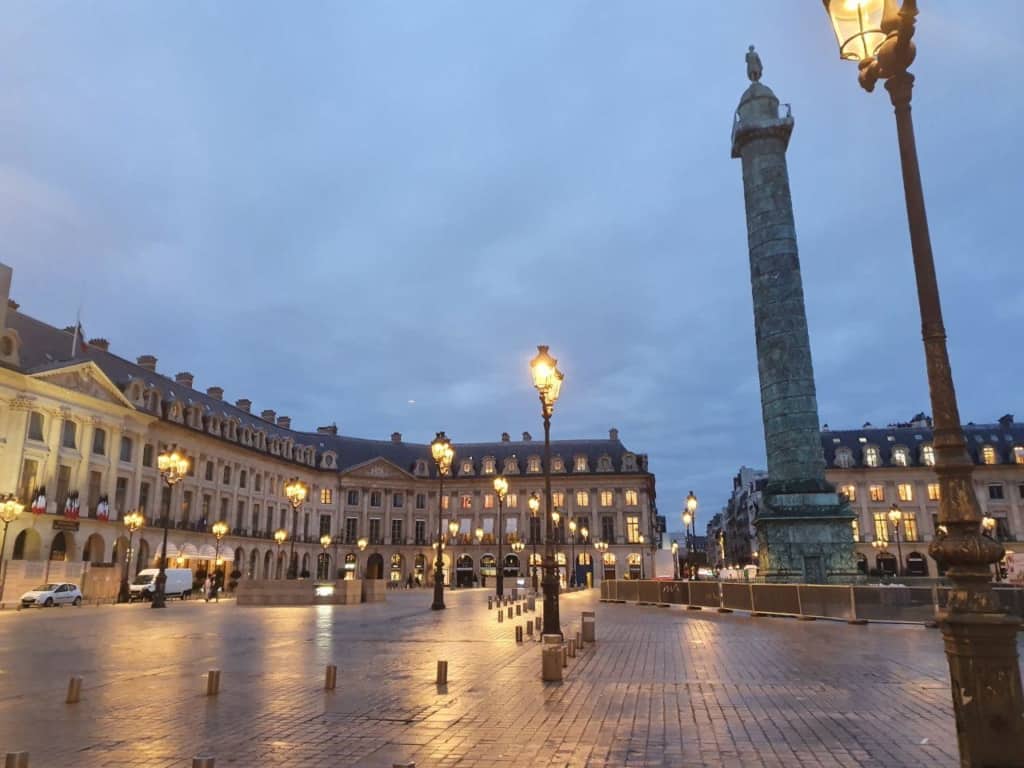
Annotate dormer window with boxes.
[552,456,564,472]
[574,455,588,472]
[527,456,541,473]
[1014,446,1024,465]
[482,457,496,475]
[891,446,909,467]
[461,459,475,476]
[504,457,519,475]
[622,453,637,472]
[864,446,880,468]
[597,455,613,472]
[834,447,854,469]
[921,444,936,466]
[981,445,998,465]
[415,460,428,477]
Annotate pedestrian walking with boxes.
[203,575,212,602]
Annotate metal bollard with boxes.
[562,645,568,668]
[192,758,215,768]
[575,630,582,650]
[206,669,221,696]
[488,596,493,610]
[497,609,504,623]
[325,664,337,690]
[581,611,596,643]
[4,752,29,768]
[515,625,523,643]
[568,638,577,658]
[526,621,534,636]
[65,676,82,704]
[436,660,448,685]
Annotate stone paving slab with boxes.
[0,587,1013,767]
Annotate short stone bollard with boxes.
[575,630,582,650]
[541,635,563,681]
[192,758,215,768]
[568,638,577,658]
[561,645,568,668]
[526,621,534,637]
[488,596,493,610]
[325,664,338,690]
[581,611,596,643]
[65,676,82,704]
[206,670,221,696]
[515,625,523,643]
[4,752,29,768]
[436,660,448,685]
[497,609,504,623]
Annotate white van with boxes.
[129,568,194,601]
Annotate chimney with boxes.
[999,414,1014,427]
[261,409,276,423]
[522,431,532,442]
[235,398,252,413]
[317,424,338,436]
[88,338,110,352]
[175,371,194,388]
[207,386,224,401]
[277,415,291,430]
[609,427,619,441]
[136,355,157,372]
[391,431,402,443]
[501,432,510,442]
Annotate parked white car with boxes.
[20,583,83,608]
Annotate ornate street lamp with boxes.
[527,493,540,592]
[511,539,525,580]
[153,446,189,608]
[211,519,229,588]
[0,494,24,604]
[284,478,307,579]
[320,533,332,580]
[821,2,1024,757]
[567,518,578,588]
[118,509,144,603]
[274,528,287,579]
[448,519,460,587]
[430,431,455,610]
[530,345,565,637]
[639,534,647,580]
[493,475,509,597]
[578,525,589,587]
[887,504,903,577]
[671,540,680,580]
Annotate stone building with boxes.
[0,264,656,601]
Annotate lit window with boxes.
[460,494,472,509]
[981,445,998,465]
[27,411,45,441]
[1014,446,1024,465]
[902,513,919,541]
[483,493,494,509]
[482,458,495,475]
[927,483,941,501]
[625,489,639,506]
[834,448,854,469]
[864,446,880,468]
[851,519,860,542]
[626,515,640,543]
[552,457,564,472]
[897,483,913,502]
[869,485,885,502]
[574,455,588,472]
[441,495,450,510]
[600,490,613,507]
[552,492,564,507]
[872,512,889,542]
[892,447,909,467]
[576,491,590,507]
[840,485,856,503]
[528,457,541,473]
[321,488,333,505]
[921,445,935,466]
[506,493,518,508]
[461,460,474,475]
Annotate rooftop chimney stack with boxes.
[522,431,532,442]
[235,398,252,413]
[501,432,510,442]
[136,355,157,372]
[277,416,291,430]
[175,372,194,388]
[87,338,109,352]
[317,424,338,436]
[207,386,224,401]
[609,427,619,441]
[261,409,277,423]
[391,432,402,443]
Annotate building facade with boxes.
[0,265,657,600]
[717,415,1024,576]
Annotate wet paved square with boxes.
[0,587,1013,767]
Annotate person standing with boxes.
[203,575,212,603]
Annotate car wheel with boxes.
[73,596,82,606]
[44,598,54,607]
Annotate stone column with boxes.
[731,47,856,584]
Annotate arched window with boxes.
[864,446,881,468]
[834,447,854,469]
[891,446,909,467]
[921,444,936,466]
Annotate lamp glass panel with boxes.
[826,0,886,61]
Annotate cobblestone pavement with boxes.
[0,587,1016,767]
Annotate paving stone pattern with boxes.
[0,588,1012,767]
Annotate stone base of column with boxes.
[756,496,859,584]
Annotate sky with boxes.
[1,2,1021,535]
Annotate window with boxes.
[600,490,614,507]
[222,465,231,485]
[552,457,564,472]
[460,494,472,510]
[482,457,495,475]
[201,494,211,521]
[873,512,889,542]
[552,492,564,508]
[347,489,359,506]
[625,489,639,506]
[504,458,518,474]
[61,420,77,449]
[314,514,329,537]
[139,481,151,516]
[204,461,214,481]
[239,470,247,489]
[1014,446,1024,465]
[834,447,854,469]
[441,495,450,511]
[87,470,102,513]
[864,446,880,468]
[321,488,333,505]
[369,518,382,543]
[1019,484,1024,500]
[415,519,427,544]
[254,474,262,492]
[483,494,494,509]
[461,460,474,475]
[626,515,640,543]
[344,517,358,543]
[897,483,914,502]
[390,518,402,543]
[370,491,382,507]
[601,515,615,542]
[415,493,425,510]
[18,459,38,507]
[988,484,1005,500]
[981,445,998,465]
[892,447,909,467]
[119,436,133,463]
[88,428,105,455]
[236,500,245,529]
[575,491,589,507]
[528,456,541,473]
[27,411,44,441]
[921,445,935,466]
[252,505,260,533]
[393,493,403,508]
[840,484,856,502]
[506,493,518,508]
[927,483,941,501]
[851,519,860,542]
[869,485,885,502]
[902,513,919,541]
[115,476,127,513]
[574,455,588,472]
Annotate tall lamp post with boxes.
[0,494,24,605]
[527,493,540,592]
[887,504,904,577]
[594,540,608,583]
[430,431,455,610]
[448,519,459,587]
[274,529,287,578]
[510,539,524,582]
[671,540,680,580]
[550,509,562,587]
[154,446,189,609]
[320,534,332,580]
[638,534,647,579]
[683,491,698,578]
[530,344,565,638]
[821,2,1024,759]
[568,518,578,588]
[211,519,228,588]
[284,478,307,579]
[118,509,144,603]
[578,525,589,587]
[493,476,508,597]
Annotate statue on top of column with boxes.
[746,45,762,82]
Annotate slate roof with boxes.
[820,419,1024,468]
[7,309,649,478]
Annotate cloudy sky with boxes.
[2,2,1020,533]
